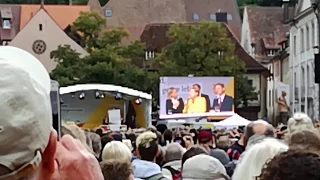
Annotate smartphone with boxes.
[50,80,61,139]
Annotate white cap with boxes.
[182,154,230,180]
[0,48,51,179]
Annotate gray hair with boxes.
[288,113,314,133]
[165,143,184,162]
[85,132,102,154]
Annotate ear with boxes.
[42,130,57,173]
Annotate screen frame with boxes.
[50,80,61,139]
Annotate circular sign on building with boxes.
[32,40,47,55]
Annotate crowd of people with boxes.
[2,49,320,180]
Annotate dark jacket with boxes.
[166,98,184,114]
[201,93,211,112]
[212,95,234,112]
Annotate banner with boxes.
[159,76,234,119]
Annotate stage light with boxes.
[134,98,142,105]
[115,93,122,100]
[95,91,105,99]
[79,92,85,100]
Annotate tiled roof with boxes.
[101,0,186,27]
[0,5,21,40]
[140,22,267,73]
[184,0,241,39]
[246,6,289,57]
[91,0,241,39]
[20,5,90,30]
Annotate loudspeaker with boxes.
[315,54,320,84]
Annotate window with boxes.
[2,41,9,46]
[2,19,10,29]
[301,29,305,52]
[105,9,112,17]
[39,24,43,31]
[269,90,271,107]
[294,35,297,56]
[209,13,216,20]
[306,25,310,50]
[312,23,315,47]
[227,14,232,20]
[193,13,199,20]
[145,51,155,60]
[247,79,253,87]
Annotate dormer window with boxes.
[267,49,275,56]
[145,51,155,60]
[2,19,11,29]
[105,9,112,17]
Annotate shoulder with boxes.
[225,95,233,100]
[202,93,209,98]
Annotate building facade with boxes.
[10,8,88,72]
[289,0,318,120]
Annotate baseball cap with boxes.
[0,48,52,179]
[198,129,213,143]
[182,154,230,180]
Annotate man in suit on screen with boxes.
[193,84,211,112]
[212,83,234,112]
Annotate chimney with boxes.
[40,0,44,8]
[215,12,228,24]
[283,0,290,23]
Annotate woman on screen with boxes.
[166,87,184,114]
[183,87,206,114]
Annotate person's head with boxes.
[281,91,287,97]
[244,121,273,146]
[232,138,288,180]
[288,113,314,133]
[182,145,208,166]
[63,123,88,148]
[100,159,134,180]
[213,83,225,96]
[102,141,132,162]
[163,129,173,143]
[85,132,102,157]
[136,131,159,162]
[101,135,114,149]
[260,150,320,180]
[167,87,178,99]
[165,143,185,163]
[188,87,199,99]
[197,129,216,148]
[95,128,103,137]
[192,84,201,92]
[217,136,230,151]
[182,154,230,180]
[0,49,57,179]
[287,130,320,155]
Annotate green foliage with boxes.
[154,22,258,106]
[50,11,158,94]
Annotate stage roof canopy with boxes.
[60,84,152,100]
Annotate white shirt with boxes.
[216,93,226,104]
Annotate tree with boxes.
[50,11,158,94]
[154,22,258,106]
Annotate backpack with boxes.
[162,166,181,180]
[143,173,168,180]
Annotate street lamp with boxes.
[312,0,320,120]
